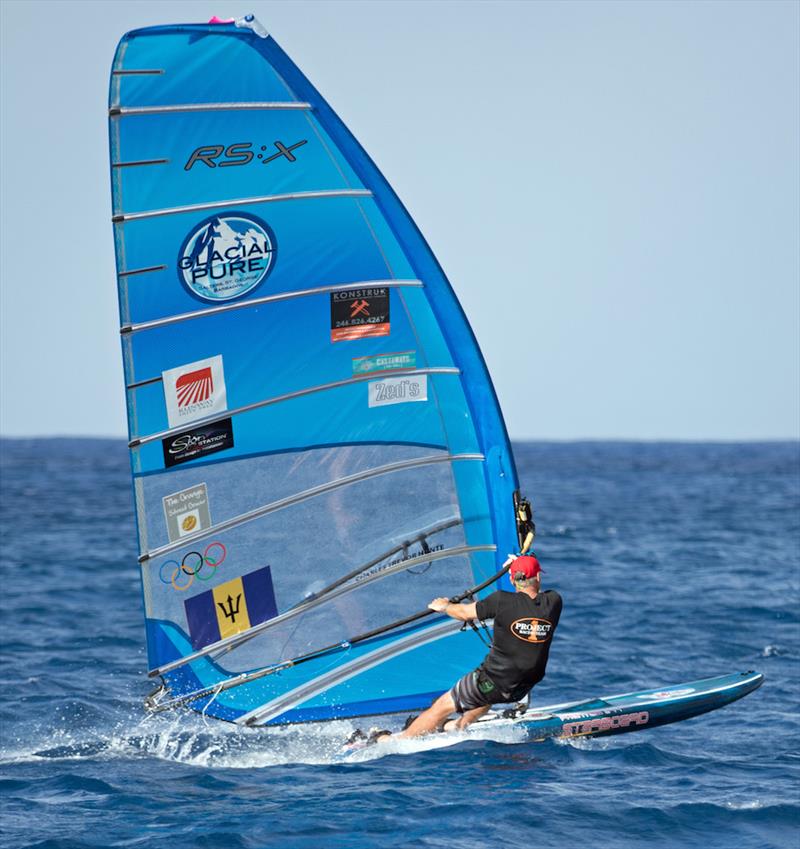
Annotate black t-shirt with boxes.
[475,589,562,700]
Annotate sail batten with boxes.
[111,101,312,116]
[111,68,164,75]
[130,368,462,447]
[110,16,519,725]
[120,280,424,335]
[139,451,484,562]
[118,264,166,277]
[113,189,373,222]
[237,620,462,726]
[112,158,170,168]
[150,542,496,677]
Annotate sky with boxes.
[1,0,798,440]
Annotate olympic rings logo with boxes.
[158,542,227,592]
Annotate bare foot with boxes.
[370,729,393,745]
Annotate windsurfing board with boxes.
[477,670,763,740]
[341,671,763,756]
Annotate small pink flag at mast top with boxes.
[208,16,235,24]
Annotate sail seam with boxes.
[150,542,495,677]
[112,189,372,223]
[129,367,459,447]
[120,279,423,335]
[139,451,484,563]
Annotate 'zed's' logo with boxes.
[184,140,308,171]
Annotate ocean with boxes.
[0,439,797,849]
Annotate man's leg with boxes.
[394,690,457,739]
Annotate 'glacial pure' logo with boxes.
[177,212,276,302]
[368,375,428,408]
[162,355,227,429]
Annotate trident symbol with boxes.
[217,593,242,623]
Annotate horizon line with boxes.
[1,434,798,445]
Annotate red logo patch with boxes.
[176,367,213,408]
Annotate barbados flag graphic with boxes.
[184,566,278,650]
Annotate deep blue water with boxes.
[1,440,798,849]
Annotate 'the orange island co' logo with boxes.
[510,617,553,643]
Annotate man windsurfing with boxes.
[349,554,562,747]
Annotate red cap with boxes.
[510,555,542,580]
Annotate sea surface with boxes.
[0,440,798,849]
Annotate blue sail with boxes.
[108,15,519,725]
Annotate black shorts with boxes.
[450,667,505,713]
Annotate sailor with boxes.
[377,553,562,742]
[516,497,536,555]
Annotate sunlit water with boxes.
[1,440,797,848]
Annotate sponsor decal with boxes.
[510,617,553,643]
[177,212,276,302]
[356,541,444,583]
[559,709,609,720]
[183,565,278,649]
[368,375,427,408]
[162,355,227,429]
[162,483,212,543]
[162,418,234,468]
[330,288,390,342]
[184,139,307,171]
[477,676,496,695]
[560,711,649,738]
[649,688,695,699]
[352,350,416,376]
[159,541,226,592]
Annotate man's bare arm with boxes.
[428,598,478,621]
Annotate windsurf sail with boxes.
[108,14,519,726]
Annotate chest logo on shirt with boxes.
[510,617,553,643]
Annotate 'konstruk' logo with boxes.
[178,212,276,302]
